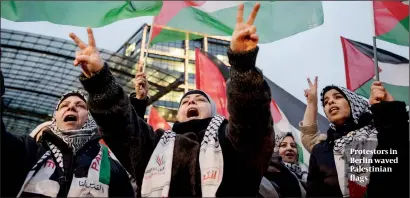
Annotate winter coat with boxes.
[306,101,409,197]
[80,47,274,197]
[0,72,134,197]
[1,127,135,197]
[260,153,307,198]
[298,121,327,153]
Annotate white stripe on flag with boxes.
[275,107,311,165]
[376,62,409,86]
[192,1,245,13]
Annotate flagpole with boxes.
[143,18,155,73]
[371,1,380,81]
[372,36,380,81]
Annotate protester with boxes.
[306,83,409,197]
[1,70,134,197]
[299,77,327,153]
[69,3,274,197]
[260,132,308,198]
[29,121,52,142]
[130,61,149,119]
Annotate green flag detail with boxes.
[1,1,163,28]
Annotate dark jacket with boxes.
[306,101,409,197]
[80,47,274,197]
[0,73,134,197]
[260,153,306,198]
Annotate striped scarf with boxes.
[141,115,225,197]
[17,144,111,197]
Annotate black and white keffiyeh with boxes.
[321,85,378,196]
[274,132,308,183]
[141,115,225,197]
[50,90,98,154]
[17,91,110,197]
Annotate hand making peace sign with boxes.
[230,3,261,53]
[69,28,104,78]
[304,76,318,105]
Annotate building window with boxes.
[207,38,230,66]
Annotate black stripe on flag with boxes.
[198,49,330,133]
[347,38,409,64]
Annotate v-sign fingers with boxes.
[307,77,313,87]
[236,4,244,24]
[87,28,96,47]
[69,32,87,49]
[314,76,318,87]
[247,3,260,25]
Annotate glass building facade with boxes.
[1,25,231,135]
[117,24,231,122]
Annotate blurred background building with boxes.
[117,23,231,123]
[1,24,230,135]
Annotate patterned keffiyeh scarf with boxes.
[274,132,308,183]
[321,86,378,198]
[50,90,98,154]
[141,115,225,197]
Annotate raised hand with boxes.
[304,76,318,105]
[69,28,103,78]
[369,81,394,105]
[230,3,260,53]
[135,61,149,99]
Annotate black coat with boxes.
[80,47,274,197]
[306,101,409,197]
[262,153,306,197]
[0,71,134,197]
[1,126,135,197]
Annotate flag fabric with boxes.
[340,36,409,105]
[195,48,229,118]
[373,1,409,46]
[148,106,171,131]
[265,77,330,164]
[1,1,162,28]
[150,1,324,44]
[194,47,330,165]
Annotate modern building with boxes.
[1,24,231,135]
[116,23,231,122]
[1,29,155,135]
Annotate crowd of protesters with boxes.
[1,3,408,198]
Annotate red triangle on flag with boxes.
[270,99,283,124]
[373,1,409,36]
[148,106,171,131]
[150,1,206,42]
[195,48,229,118]
[341,37,381,91]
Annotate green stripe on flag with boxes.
[377,16,409,46]
[152,1,323,45]
[1,1,162,27]
[356,79,409,105]
[99,145,111,185]
[297,143,304,164]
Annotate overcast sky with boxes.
[2,1,408,117]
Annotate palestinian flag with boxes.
[195,48,229,118]
[1,1,162,27]
[341,37,409,105]
[150,1,324,44]
[148,106,171,131]
[373,1,409,46]
[195,48,330,165]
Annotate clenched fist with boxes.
[369,81,394,105]
[230,3,260,53]
[69,28,104,78]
